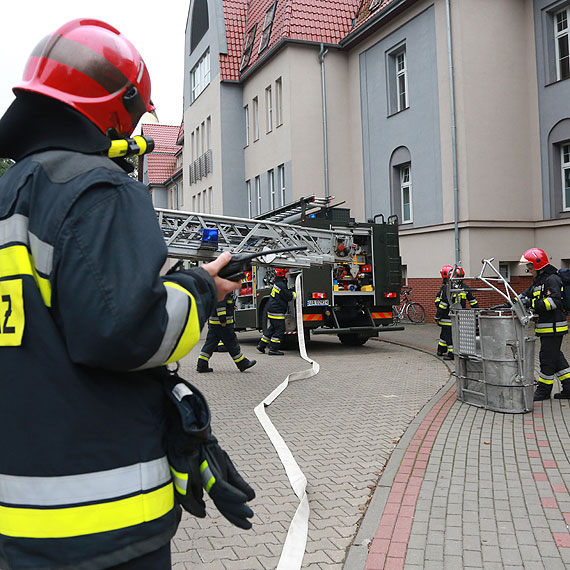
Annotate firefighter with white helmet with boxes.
[257,268,296,355]
[518,248,570,401]
[434,264,478,360]
[0,19,254,570]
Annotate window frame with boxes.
[278,164,285,205]
[562,142,570,211]
[253,97,259,141]
[244,104,250,147]
[255,175,262,215]
[275,77,283,126]
[259,1,277,54]
[240,25,257,72]
[396,50,408,112]
[400,164,413,223]
[265,86,273,133]
[555,7,570,81]
[247,180,252,218]
[268,169,275,210]
[191,50,211,102]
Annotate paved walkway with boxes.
[345,323,570,570]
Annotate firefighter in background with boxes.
[435,265,479,360]
[197,292,257,372]
[0,19,253,570]
[257,268,296,355]
[518,248,570,401]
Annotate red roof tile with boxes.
[221,0,401,79]
[141,123,183,184]
[141,123,181,153]
[146,154,177,184]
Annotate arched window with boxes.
[389,146,413,224]
[191,0,209,53]
[547,119,570,218]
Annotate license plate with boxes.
[306,299,329,306]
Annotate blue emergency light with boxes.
[200,228,219,249]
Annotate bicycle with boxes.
[392,287,426,324]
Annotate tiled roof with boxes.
[141,123,183,184]
[223,0,401,79]
[141,123,181,153]
[220,0,248,80]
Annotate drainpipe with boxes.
[319,43,330,200]
[446,0,460,264]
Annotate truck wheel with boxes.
[338,333,368,346]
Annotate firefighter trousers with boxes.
[438,325,453,355]
[199,325,246,365]
[538,335,570,385]
[107,543,171,569]
[260,317,286,351]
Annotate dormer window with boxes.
[259,1,277,54]
[240,25,257,72]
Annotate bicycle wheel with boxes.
[406,302,426,324]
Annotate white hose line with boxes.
[254,273,319,570]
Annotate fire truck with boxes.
[157,196,403,346]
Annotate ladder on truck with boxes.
[253,195,333,223]
[156,206,360,269]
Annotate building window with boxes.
[400,164,412,223]
[255,176,261,215]
[396,51,408,112]
[259,1,277,54]
[278,164,285,205]
[276,77,283,126]
[240,25,257,72]
[191,50,210,102]
[244,105,249,147]
[208,187,213,213]
[268,169,276,210]
[499,262,511,281]
[563,143,570,210]
[247,180,252,218]
[253,97,259,141]
[555,7,570,81]
[265,86,273,133]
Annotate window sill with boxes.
[387,107,410,118]
[545,76,570,88]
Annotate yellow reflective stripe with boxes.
[559,371,570,381]
[163,283,200,364]
[544,298,552,310]
[0,245,51,307]
[169,466,188,495]
[535,327,554,334]
[200,461,215,493]
[0,483,174,539]
[539,376,555,385]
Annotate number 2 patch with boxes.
[0,279,24,346]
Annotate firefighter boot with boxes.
[196,358,213,373]
[443,352,454,361]
[533,382,552,401]
[554,380,570,399]
[268,348,284,356]
[237,358,257,372]
[256,342,266,354]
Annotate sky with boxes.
[0,2,189,129]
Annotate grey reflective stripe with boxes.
[537,321,569,329]
[172,382,193,402]
[134,284,189,370]
[0,214,54,276]
[0,214,28,246]
[0,457,170,506]
[558,366,570,377]
[201,463,215,489]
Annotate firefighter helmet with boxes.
[14,18,154,137]
[519,248,549,270]
[440,265,453,279]
[454,266,465,278]
[275,268,289,277]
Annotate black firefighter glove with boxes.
[163,372,255,529]
[519,295,532,308]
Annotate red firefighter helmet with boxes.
[440,265,453,279]
[275,268,289,277]
[519,248,549,270]
[454,266,465,278]
[14,18,154,137]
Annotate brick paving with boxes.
[171,328,449,569]
[346,324,570,570]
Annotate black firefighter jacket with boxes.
[522,264,568,336]
[435,281,478,326]
[267,277,295,319]
[0,149,216,569]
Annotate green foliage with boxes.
[0,158,14,178]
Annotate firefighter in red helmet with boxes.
[518,248,570,401]
[434,265,478,359]
[0,19,254,570]
[257,268,296,355]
